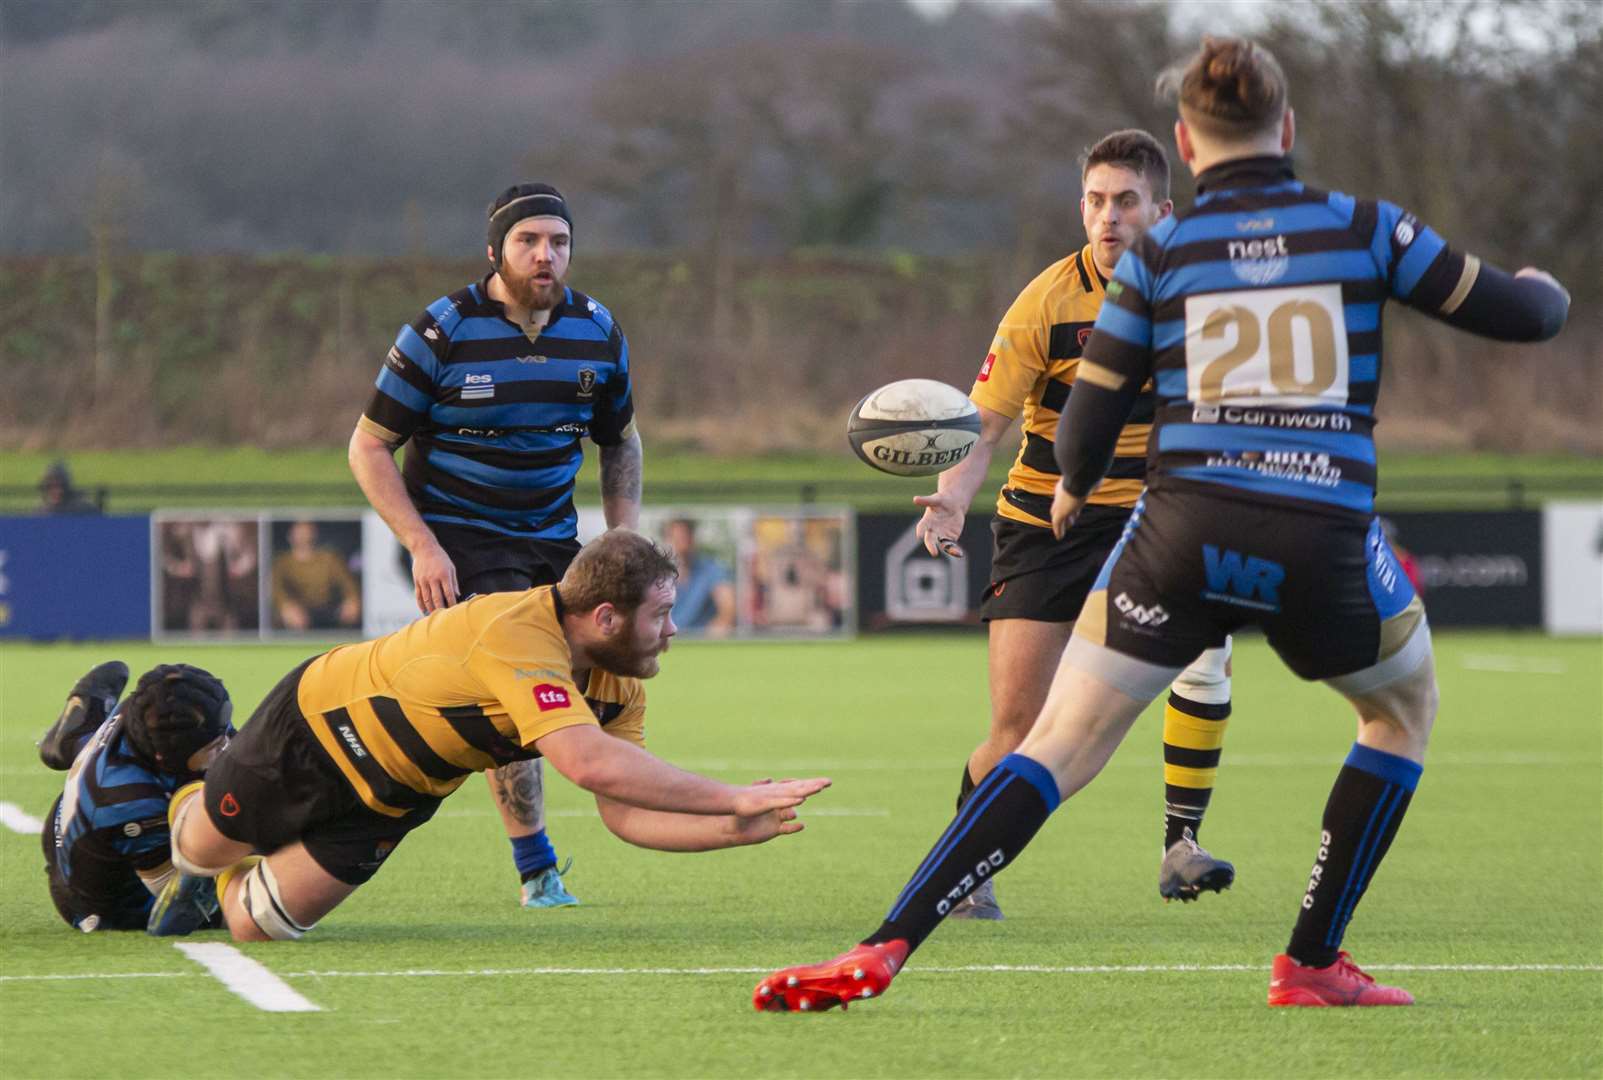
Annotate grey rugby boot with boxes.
[1159,828,1235,902]
[39,661,130,770]
[947,877,1004,920]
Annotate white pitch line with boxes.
[6,962,1597,984]
[0,802,44,834]
[173,943,322,1012]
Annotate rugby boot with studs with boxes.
[754,940,909,1013]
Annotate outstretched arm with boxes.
[913,404,1013,558]
[593,790,807,851]
[535,722,827,818]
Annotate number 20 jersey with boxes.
[1087,155,1481,519]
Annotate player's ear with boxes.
[1174,120,1195,169]
[1280,107,1295,153]
[593,602,620,636]
[1156,199,1174,221]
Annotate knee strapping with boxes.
[168,789,235,877]
[241,861,316,941]
[1171,640,1233,705]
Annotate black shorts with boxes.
[203,658,438,886]
[980,499,1133,623]
[430,521,580,594]
[1081,483,1422,680]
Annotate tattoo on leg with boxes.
[492,759,543,827]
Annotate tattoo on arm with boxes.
[492,759,543,826]
[599,433,643,505]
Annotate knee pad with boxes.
[241,860,316,941]
[1171,638,1233,705]
[169,786,234,877]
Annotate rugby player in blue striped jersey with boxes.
[349,184,643,911]
[36,663,234,935]
[754,35,1568,1013]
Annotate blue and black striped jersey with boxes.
[359,278,635,541]
[1083,157,1477,517]
[50,714,177,919]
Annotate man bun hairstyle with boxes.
[1081,129,1171,203]
[1157,35,1288,141]
[120,664,233,779]
[487,182,573,268]
[558,529,679,616]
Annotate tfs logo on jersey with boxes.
[978,353,996,381]
[533,684,571,712]
[1201,545,1285,612]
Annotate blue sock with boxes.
[512,830,557,882]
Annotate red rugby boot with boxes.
[1268,951,1414,1007]
[753,940,909,1013]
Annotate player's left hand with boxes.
[1051,482,1086,540]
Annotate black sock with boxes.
[1162,692,1230,850]
[1286,744,1422,968]
[955,762,978,812]
[865,754,1060,956]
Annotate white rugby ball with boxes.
[847,378,982,477]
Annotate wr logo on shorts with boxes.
[533,684,571,712]
[1201,545,1285,612]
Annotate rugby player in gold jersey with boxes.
[913,130,1236,917]
[150,530,829,941]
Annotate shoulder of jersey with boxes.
[1020,251,1093,305]
[568,289,618,334]
[424,286,478,339]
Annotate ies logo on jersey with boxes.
[533,684,572,712]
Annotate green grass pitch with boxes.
[2,632,1599,1078]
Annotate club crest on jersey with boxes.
[576,367,597,398]
[533,684,571,712]
[1077,327,1094,348]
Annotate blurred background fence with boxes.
[3,0,1599,457]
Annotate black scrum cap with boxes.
[487,183,572,267]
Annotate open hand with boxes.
[913,492,966,558]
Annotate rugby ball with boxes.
[847,379,982,477]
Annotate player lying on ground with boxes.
[38,663,232,933]
[913,128,1236,919]
[150,530,830,941]
[755,34,1569,1012]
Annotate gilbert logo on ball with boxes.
[847,379,982,477]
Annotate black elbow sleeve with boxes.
[1439,262,1570,342]
[1053,383,1132,498]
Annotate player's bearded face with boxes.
[496,216,571,312]
[590,581,677,678]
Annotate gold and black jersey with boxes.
[969,244,1154,526]
[295,586,645,817]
